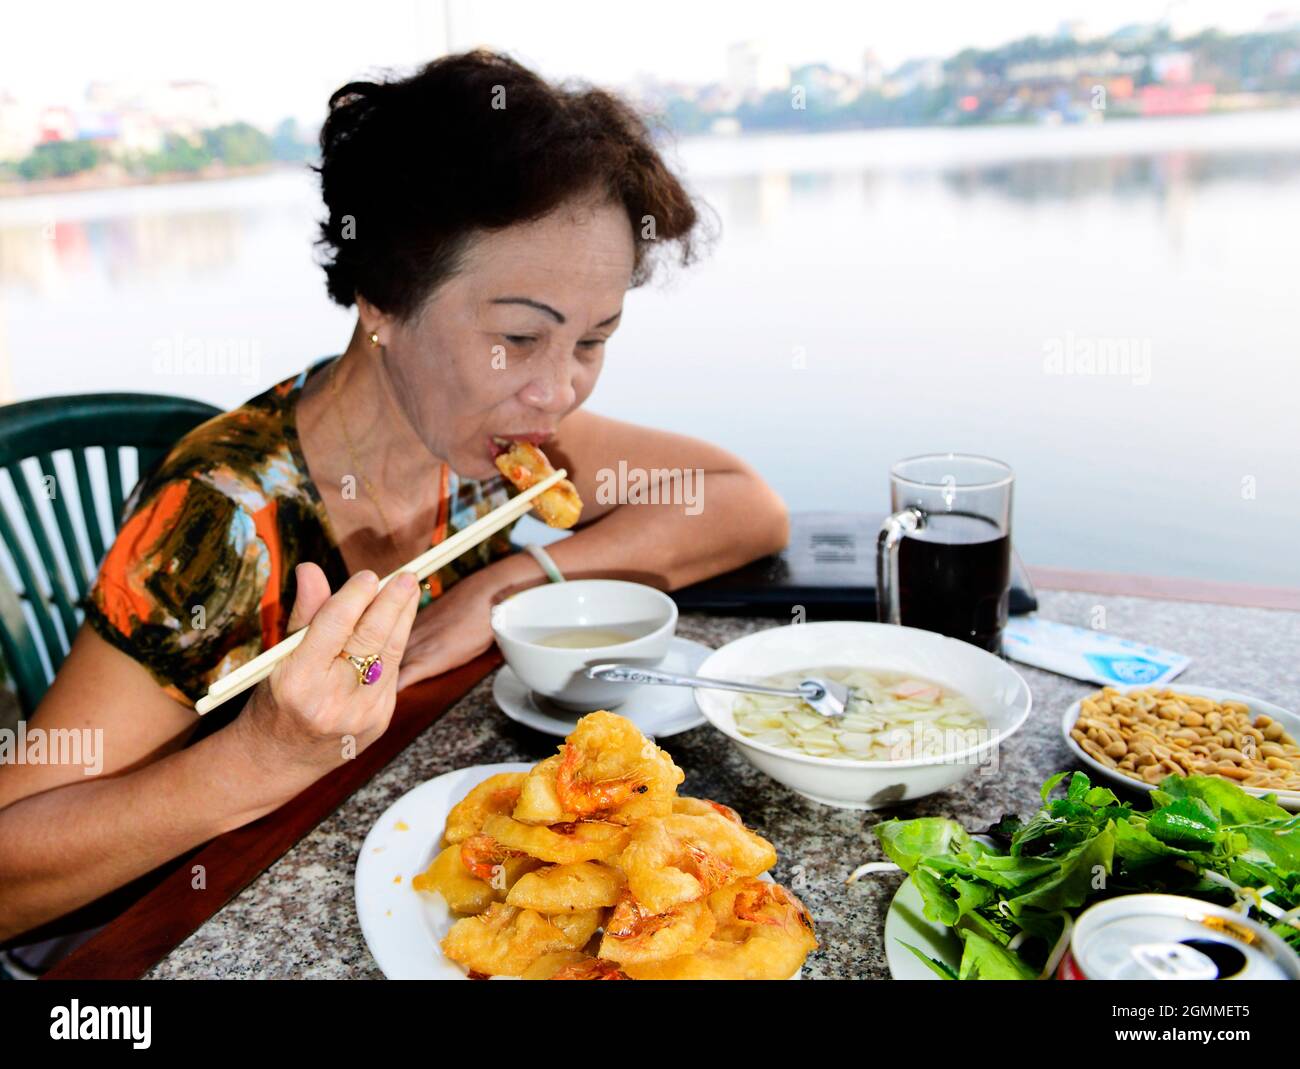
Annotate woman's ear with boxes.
[355,295,394,348]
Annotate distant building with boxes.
[861,49,885,90]
[791,62,863,106]
[38,106,76,143]
[83,79,227,145]
[726,40,790,98]
[1057,19,1091,42]
[1259,10,1300,33]
[0,93,41,161]
[884,58,944,97]
[1140,82,1215,115]
[1151,51,1195,84]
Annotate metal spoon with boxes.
[584,663,856,720]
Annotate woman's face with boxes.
[380,193,636,481]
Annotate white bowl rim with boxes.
[491,578,678,651]
[693,621,1033,770]
[1060,682,1300,796]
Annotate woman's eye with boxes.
[577,339,605,353]
[504,335,537,346]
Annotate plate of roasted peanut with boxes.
[1062,684,1300,811]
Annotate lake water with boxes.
[1,110,1297,586]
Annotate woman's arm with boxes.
[549,409,789,585]
[0,628,297,941]
[0,566,420,943]
[396,411,788,687]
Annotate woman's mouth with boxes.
[488,432,553,459]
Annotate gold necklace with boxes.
[329,355,400,542]
[327,356,436,595]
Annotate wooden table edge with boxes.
[1027,566,1300,612]
[41,648,503,981]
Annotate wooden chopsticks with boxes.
[193,468,568,715]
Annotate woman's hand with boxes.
[231,563,421,787]
[395,567,502,690]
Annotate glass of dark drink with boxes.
[876,454,1013,653]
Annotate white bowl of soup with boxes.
[693,621,1032,809]
[491,579,678,711]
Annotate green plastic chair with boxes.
[0,393,222,718]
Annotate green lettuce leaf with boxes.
[1153,775,1290,824]
[877,817,972,872]
[956,929,1039,980]
[899,941,958,979]
[1147,796,1219,848]
[1006,824,1115,915]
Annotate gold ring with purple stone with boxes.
[340,650,384,686]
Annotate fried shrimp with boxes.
[492,439,583,529]
[617,811,777,915]
[709,877,817,939]
[458,834,525,883]
[441,903,599,977]
[549,958,630,980]
[481,813,630,865]
[519,950,590,979]
[619,925,814,980]
[513,711,683,825]
[622,879,817,980]
[411,844,497,915]
[522,952,629,979]
[672,796,743,824]
[424,713,817,979]
[505,861,626,913]
[549,907,603,949]
[598,890,716,964]
[443,773,525,845]
[412,843,538,914]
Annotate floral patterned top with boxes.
[84,356,519,709]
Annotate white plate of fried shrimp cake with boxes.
[354,711,817,979]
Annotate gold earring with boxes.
[368,331,381,348]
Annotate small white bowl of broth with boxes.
[490,579,678,711]
[692,621,1032,809]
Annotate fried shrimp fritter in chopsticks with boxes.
[491,438,582,529]
[416,711,816,979]
[513,710,684,826]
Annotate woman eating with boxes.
[0,50,788,949]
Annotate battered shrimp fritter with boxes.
[492,439,583,529]
[615,812,777,915]
[513,711,684,826]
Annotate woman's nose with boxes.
[519,354,577,413]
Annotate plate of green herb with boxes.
[865,769,1300,979]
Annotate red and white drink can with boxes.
[1057,894,1300,980]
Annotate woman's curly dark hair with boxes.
[315,49,709,320]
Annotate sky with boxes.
[3,0,1295,128]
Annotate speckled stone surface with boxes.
[144,592,1300,980]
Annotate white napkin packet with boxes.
[1002,615,1191,687]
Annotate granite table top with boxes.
[144,591,1300,979]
